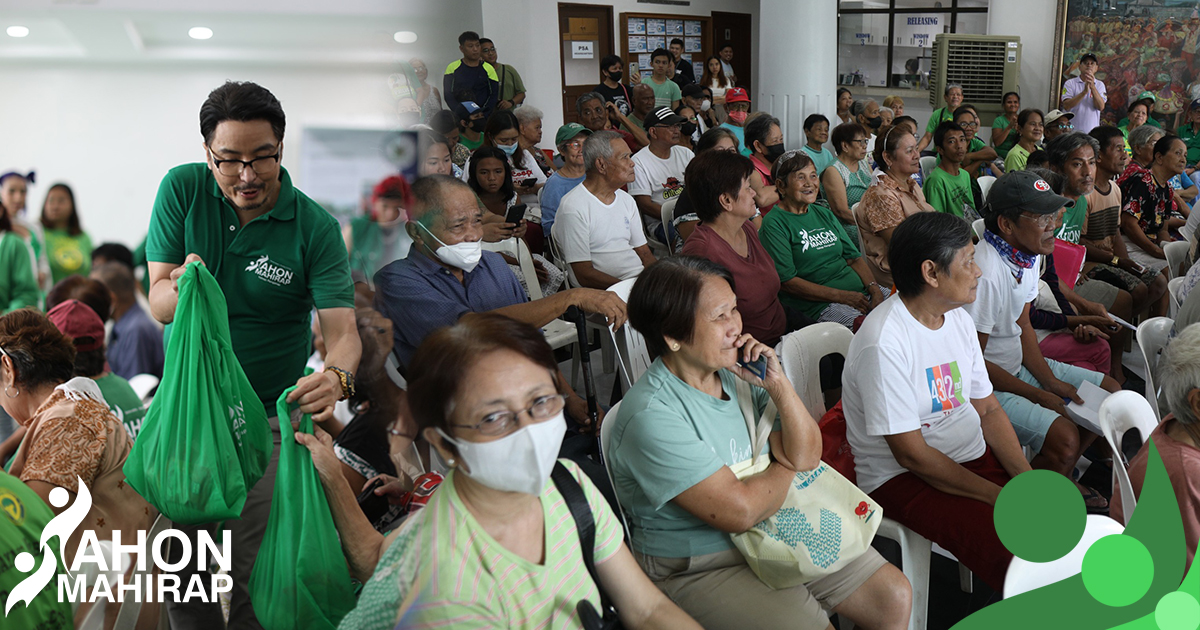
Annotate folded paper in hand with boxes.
[1065,379,1111,436]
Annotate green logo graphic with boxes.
[953,440,1195,629]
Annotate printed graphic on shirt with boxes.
[659,177,684,202]
[926,361,966,414]
[245,255,294,286]
[798,228,840,253]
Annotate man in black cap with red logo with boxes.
[631,106,694,245]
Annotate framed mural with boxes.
[1053,0,1200,129]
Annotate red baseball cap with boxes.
[725,87,750,104]
[47,300,105,352]
[371,175,413,206]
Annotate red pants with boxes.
[1038,331,1111,375]
[869,448,1014,593]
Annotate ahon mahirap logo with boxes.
[5,476,232,616]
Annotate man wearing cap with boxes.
[962,171,1120,513]
[343,175,413,286]
[680,83,714,137]
[541,123,591,237]
[719,87,753,156]
[1061,53,1107,134]
[554,131,656,289]
[455,101,487,156]
[631,106,695,245]
[443,31,500,116]
[1043,110,1077,142]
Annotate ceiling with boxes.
[0,0,474,68]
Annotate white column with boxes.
[757,0,839,149]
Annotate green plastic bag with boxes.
[123,261,272,524]
[250,388,355,630]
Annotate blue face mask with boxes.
[498,142,519,156]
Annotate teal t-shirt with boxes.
[609,360,771,558]
[923,166,976,219]
[759,204,865,318]
[0,470,73,629]
[719,122,752,157]
[802,145,837,177]
[1058,194,1087,245]
[95,372,148,440]
[645,76,682,108]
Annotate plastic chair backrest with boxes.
[777,322,854,419]
[482,237,543,300]
[607,278,652,388]
[1003,514,1124,598]
[598,400,632,539]
[1137,316,1174,420]
[1098,391,1159,524]
[919,156,937,182]
[849,202,864,252]
[127,374,160,403]
[1169,276,1185,318]
[1165,240,1190,280]
[977,175,996,202]
[661,196,679,256]
[972,218,986,241]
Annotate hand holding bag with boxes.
[727,379,882,590]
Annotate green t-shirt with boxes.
[621,116,646,135]
[1005,143,1032,172]
[0,470,73,629]
[495,63,526,103]
[759,204,865,318]
[646,76,682,108]
[925,106,955,134]
[459,132,484,152]
[993,116,1019,158]
[0,232,40,314]
[1178,124,1200,165]
[609,360,772,557]
[44,228,93,285]
[145,164,354,414]
[95,372,147,440]
[923,166,976,219]
[1057,194,1087,245]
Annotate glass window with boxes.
[838,14,890,88]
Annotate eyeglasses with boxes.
[958,121,980,129]
[851,138,870,146]
[1021,210,1063,228]
[562,140,584,150]
[1050,123,1075,130]
[208,148,281,177]
[481,47,496,53]
[451,394,566,436]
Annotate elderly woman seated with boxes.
[857,125,936,286]
[1112,323,1200,566]
[842,212,1032,593]
[298,313,700,630]
[607,256,911,630]
[760,151,888,330]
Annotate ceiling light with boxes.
[393,31,418,44]
[189,27,213,40]
[7,26,29,38]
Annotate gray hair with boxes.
[1161,323,1200,426]
[880,106,894,117]
[1045,132,1101,169]
[576,91,605,116]
[1128,124,1165,151]
[514,105,543,126]
[583,130,622,172]
[410,174,473,224]
[945,83,963,95]
[850,98,877,117]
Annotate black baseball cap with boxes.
[986,171,1074,215]
[681,83,706,99]
[644,106,687,130]
[1080,52,1099,64]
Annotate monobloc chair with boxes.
[977,175,997,202]
[127,373,160,404]
[919,156,937,183]
[1169,276,1185,318]
[1098,391,1160,524]
[660,196,680,256]
[971,218,985,241]
[1136,316,1175,420]
[1003,514,1124,598]
[849,202,864,252]
[1164,240,1190,280]
[598,400,632,540]
[606,278,652,390]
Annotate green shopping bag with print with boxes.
[123,261,272,524]
[250,389,355,630]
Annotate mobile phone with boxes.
[519,178,538,188]
[356,477,391,525]
[505,203,528,226]
[737,355,768,380]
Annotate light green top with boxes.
[0,231,39,314]
[44,228,93,285]
[646,76,682,108]
[610,360,773,557]
[1005,143,1032,172]
[760,204,865,318]
[495,62,526,103]
[923,166,976,219]
[94,372,147,440]
[0,470,73,629]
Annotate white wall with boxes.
[481,0,759,135]
[988,0,1058,111]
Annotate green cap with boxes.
[1136,90,1157,103]
[555,122,591,147]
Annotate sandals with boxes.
[1080,484,1109,514]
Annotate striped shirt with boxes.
[405,459,623,629]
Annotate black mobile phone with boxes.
[356,478,390,525]
[738,355,768,380]
[520,178,538,188]
[505,203,528,226]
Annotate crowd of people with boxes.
[4,31,1200,630]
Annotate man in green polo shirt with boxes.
[146,81,360,630]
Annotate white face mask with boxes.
[416,222,482,273]
[438,412,566,496]
[700,100,712,112]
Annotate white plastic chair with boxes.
[127,373,159,403]
[1098,391,1159,524]
[1165,240,1190,280]
[661,196,680,256]
[919,155,937,183]
[1003,514,1125,598]
[849,202,864,252]
[598,400,633,540]
[1136,316,1174,420]
[482,238,577,351]
[776,322,854,419]
[877,518,932,630]
[607,278,652,389]
[977,175,997,203]
[1169,276,1185,318]
[972,218,985,241]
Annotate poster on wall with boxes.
[628,18,645,34]
[647,35,666,51]
[647,18,665,35]
[629,35,647,53]
[685,37,702,53]
[685,20,702,37]
[1055,1,1200,129]
[666,19,684,36]
[639,53,653,71]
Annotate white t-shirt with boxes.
[552,184,648,283]
[630,145,694,236]
[843,296,993,493]
[961,239,1041,376]
[460,149,548,212]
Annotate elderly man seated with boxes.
[553,130,657,289]
[372,174,625,422]
[576,91,647,151]
[844,211,1031,593]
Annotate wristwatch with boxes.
[325,367,356,401]
[1111,255,1120,267]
